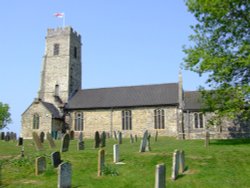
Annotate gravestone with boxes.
[20,146,25,157]
[146,134,151,151]
[40,132,45,143]
[139,130,148,152]
[100,131,106,147]
[94,131,100,148]
[17,137,23,146]
[58,162,72,188]
[171,150,180,180]
[118,131,122,144]
[61,133,70,152]
[32,132,43,151]
[98,149,105,176]
[155,164,166,188]
[51,151,62,168]
[179,150,185,173]
[0,132,4,140]
[130,134,134,143]
[70,130,74,140]
[113,144,120,163]
[77,132,84,150]
[46,132,56,149]
[35,156,46,175]
[113,131,117,140]
[5,132,10,141]
[135,134,138,142]
[205,131,210,147]
[155,131,158,142]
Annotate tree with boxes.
[0,102,12,129]
[183,0,250,124]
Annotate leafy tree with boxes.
[0,102,12,129]
[183,0,250,124]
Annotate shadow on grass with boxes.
[210,139,250,145]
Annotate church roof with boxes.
[184,91,203,111]
[66,83,179,109]
[41,101,61,118]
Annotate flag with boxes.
[54,12,64,18]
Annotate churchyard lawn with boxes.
[0,137,250,187]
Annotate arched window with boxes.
[74,112,83,131]
[194,113,204,128]
[33,114,40,129]
[154,109,165,129]
[122,110,132,130]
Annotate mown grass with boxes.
[0,137,250,188]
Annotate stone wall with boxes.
[68,106,179,138]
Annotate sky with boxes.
[0,0,208,135]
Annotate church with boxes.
[21,27,250,140]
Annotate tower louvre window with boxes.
[53,43,60,55]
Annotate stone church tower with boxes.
[21,27,82,139]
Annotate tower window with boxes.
[33,114,40,129]
[122,110,132,130]
[74,47,77,59]
[53,43,60,55]
[154,109,165,129]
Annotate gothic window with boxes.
[53,43,60,55]
[154,109,165,129]
[74,112,83,131]
[122,110,132,130]
[33,114,40,129]
[74,46,77,59]
[194,113,204,128]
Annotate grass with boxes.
[0,137,250,188]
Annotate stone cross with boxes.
[155,164,166,188]
[58,162,71,188]
[32,132,43,151]
[139,130,148,152]
[94,131,100,148]
[113,144,120,163]
[61,133,70,152]
[118,131,122,144]
[35,156,46,175]
[100,131,106,148]
[98,149,105,176]
[171,150,180,180]
[47,132,56,149]
[77,132,84,150]
[51,151,63,168]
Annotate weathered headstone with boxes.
[179,150,185,173]
[51,151,62,168]
[171,150,180,180]
[98,149,105,176]
[146,134,151,151]
[113,131,117,140]
[61,133,70,152]
[100,131,106,147]
[135,134,138,142]
[46,132,56,149]
[130,134,134,143]
[113,144,120,163]
[139,130,148,152]
[35,156,46,175]
[58,162,72,188]
[40,132,45,143]
[118,131,122,144]
[77,132,84,150]
[94,131,101,148]
[17,137,23,146]
[155,164,166,188]
[0,132,4,140]
[32,132,43,151]
[205,131,210,147]
[155,131,158,142]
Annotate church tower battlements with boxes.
[38,26,82,107]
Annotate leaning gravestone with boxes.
[46,132,56,149]
[77,132,84,150]
[35,156,46,175]
[58,162,72,188]
[171,150,180,180]
[51,151,62,168]
[155,164,166,188]
[61,133,70,152]
[100,131,106,147]
[94,131,100,148]
[139,130,148,152]
[32,132,43,151]
[98,149,105,176]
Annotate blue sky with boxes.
[0,0,207,135]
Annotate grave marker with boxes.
[98,149,105,176]
[77,132,84,150]
[155,164,166,188]
[35,156,46,175]
[171,150,180,180]
[139,130,148,152]
[205,131,210,147]
[32,132,43,151]
[17,137,23,146]
[46,132,56,149]
[130,134,134,143]
[118,131,122,144]
[94,131,100,148]
[179,150,185,173]
[58,162,72,188]
[51,151,62,168]
[113,144,120,163]
[61,133,70,152]
[113,131,117,140]
[100,131,106,148]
